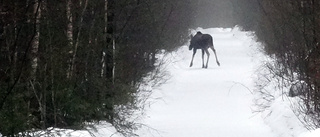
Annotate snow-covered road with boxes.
[137,28,277,137]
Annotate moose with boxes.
[189,31,220,68]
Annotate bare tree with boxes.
[30,0,41,79]
[66,0,73,78]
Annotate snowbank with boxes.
[25,122,123,137]
[299,129,320,137]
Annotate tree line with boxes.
[0,0,194,136]
[233,0,320,128]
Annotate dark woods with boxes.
[233,0,320,128]
[0,0,193,136]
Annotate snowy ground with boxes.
[26,27,319,137]
[135,27,318,137]
[136,27,277,137]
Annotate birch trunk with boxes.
[112,39,115,84]
[69,0,88,78]
[31,0,41,79]
[31,0,48,129]
[101,0,108,77]
[66,0,73,78]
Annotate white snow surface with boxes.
[135,27,318,137]
[136,27,277,137]
[28,27,320,137]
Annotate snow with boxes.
[17,27,320,137]
[299,129,320,137]
[28,122,123,137]
[135,27,320,137]
[136,27,276,137]
[261,97,307,137]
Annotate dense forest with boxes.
[0,0,194,136]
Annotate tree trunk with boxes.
[66,0,88,78]
[31,0,41,80]
[106,0,115,83]
[105,0,115,123]
[101,0,108,77]
[30,0,47,130]
[66,0,73,78]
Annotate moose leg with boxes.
[210,46,220,66]
[204,49,210,68]
[190,49,197,67]
[202,49,205,68]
